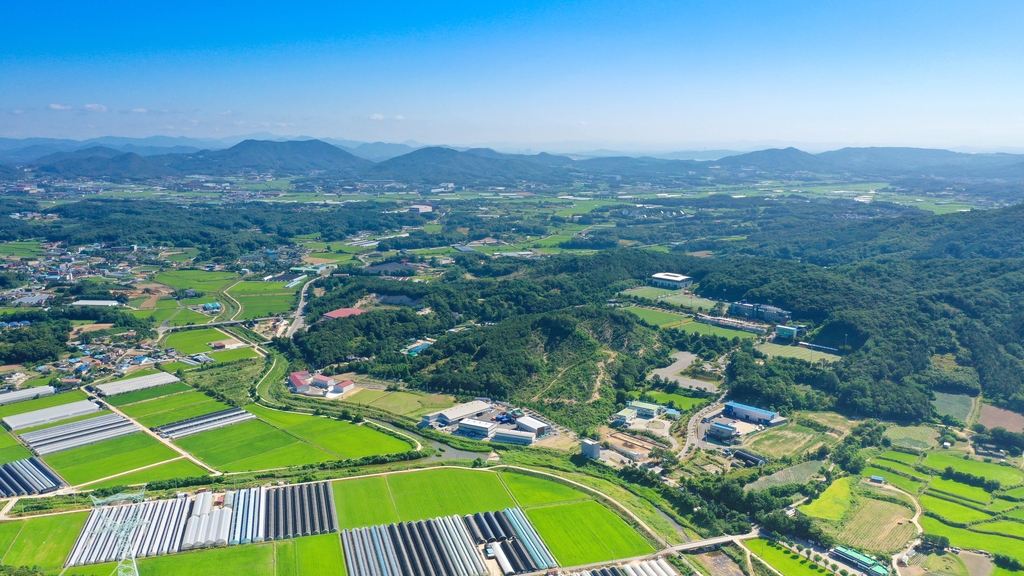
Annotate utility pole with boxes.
[90,490,148,576]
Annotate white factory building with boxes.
[650,273,693,289]
[421,400,493,426]
[515,416,548,435]
[457,418,497,439]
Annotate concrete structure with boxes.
[458,418,497,439]
[627,400,664,418]
[422,400,492,426]
[723,401,787,425]
[728,300,791,324]
[831,546,890,576]
[492,429,536,445]
[650,272,693,289]
[614,408,638,426]
[323,307,366,320]
[775,325,800,339]
[515,416,547,435]
[581,438,602,459]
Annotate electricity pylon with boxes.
[90,490,148,576]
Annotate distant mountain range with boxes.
[5,137,1024,188]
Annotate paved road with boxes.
[286,280,313,337]
[648,351,720,392]
[681,396,726,459]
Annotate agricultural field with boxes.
[923,452,1024,485]
[0,240,44,258]
[346,388,455,416]
[499,471,591,507]
[228,281,300,295]
[86,458,211,489]
[175,419,334,472]
[155,270,240,292]
[208,347,261,362]
[799,477,855,521]
[745,460,823,492]
[674,320,755,339]
[860,467,923,494]
[756,343,841,363]
[932,392,975,423]
[877,450,920,465]
[645,391,708,411]
[129,308,178,324]
[245,404,412,459]
[387,468,515,521]
[743,424,832,459]
[0,389,88,419]
[979,404,1024,433]
[168,309,213,326]
[623,306,686,327]
[119,390,230,428]
[332,476,402,529]
[919,494,992,523]
[0,431,31,464]
[164,328,230,354]
[105,382,192,407]
[0,511,89,571]
[835,497,916,553]
[744,539,828,576]
[884,425,939,450]
[183,359,265,406]
[233,294,296,320]
[929,477,992,504]
[973,520,1024,539]
[920,516,1024,564]
[43,432,179,486]
[869,458,928,481]
[798,411,855,435]
[526,500,654,566]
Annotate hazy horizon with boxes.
[3,1,1023,151]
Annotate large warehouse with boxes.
[722,402,787,426]
[421,400,492,426]
[650,272,693,289]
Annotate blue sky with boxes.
[2,1,1023,151]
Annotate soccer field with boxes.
[623,306,686,327]
[676,320,755,339]
[756,343,841,363]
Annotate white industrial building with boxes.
[581,438,602,459]
[71,300,122,307]
[492,429,535,445]
[650,273,693,289]
[515,416,548,436]
[421,400,492,426]
[457,418,497,439]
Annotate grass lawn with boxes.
[920,516,1024,563]
[0,390,88,419]
[929,477,992,504]
[800,477,855,521]
[164,328,229,354]
[746,461,824,492]
[919,494,992,523]
[923,553,970,576]
[159,361,197,373]
[386,469,515,521]
[0,511,89,571]
[884,425,939,450]
[105,382,192,407]
[860,467,923,494]
[154,270,239,292]
[174,419,333,472]
[623,306,686,327]
[85,458,211,489]
[120,391,229,428]
[0,431,31,464]
[208,347,260,362]
[347,389,390,405]
[932,392,974,423]
[526,500,654,565]
[756,343,841,363]
[661,293,719,310]
[245,404,412,459]
[923,452,1024,485]
[744,539,830,576]
[347,389,454,416]
[499,471,591,507]
[675,320,755,339]
[646,391,708,411]
[44,433,178,486]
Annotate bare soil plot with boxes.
[693,550,746,576]
[979,405,1024,433]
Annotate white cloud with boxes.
[394,115,406,121]
[48,103,72,110]
[369,113,385,121]
[130,108,148,114]
[220,110,232,116]
[84,104,108,112]
[11,110,24,115]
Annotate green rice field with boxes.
[175,419,333,472]
[929,477,992,504]
[921,516,1024,563]
[0,241,44,259]
[800,477,855,521]
[208,347,261,362]
[744,539,830,576]
[878,450,919,465]
[860,468,923,494]
[44,433,179,486]
[0,431,31,464]
[499,471,591,507]
[0,511,89,571]
[85,458,211,488]
[105,382,192,407]
[245,404,412,460]
[155,270,240,292]
[233,295,296,320]
[0,390,87,419]
[756,343,841,363]
[119,390,230,428]
[870,459,928,481]
[923,452,1024,485]
[228,282,300,295]
[130,308,178,324]
[526,500,654,565]
[169,309,213,326]
[623,306,686,327]
[346,388,455,416]
[919,494,992,523]
[164,328,229,354]
[973,520,1024,539]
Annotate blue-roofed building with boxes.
[708,421,739,440]
[723,401,787,425]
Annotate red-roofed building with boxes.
[288,371,311,389]
[323,307,366,320]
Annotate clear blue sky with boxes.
[2,0,1022,151]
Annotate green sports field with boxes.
[661,293,720,310]
[245,404,412,460]
[675,320,755,339]
[175,419,334,472]
[744,539,830,576]
[756,343,841,363]
[85,458,211,488]
[526,500,654,565]
[155,270,240,292]
[923,452,1023,485]
[0,390,88,419]
[623,306,686,327]
[645,391,708,411]
[799,477,854,521]
[119,390,230,428]
[105,382,192,407]
[164,328,230,354]
[43,433,179,486]
[0,511,89,571]
[620,286,677,300]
